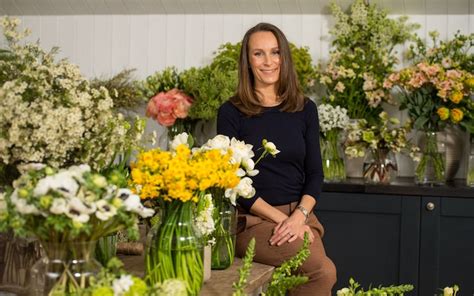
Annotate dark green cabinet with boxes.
[315,192,474,296]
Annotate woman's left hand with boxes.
[269,213,313,246]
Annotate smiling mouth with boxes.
[260,69,278,73]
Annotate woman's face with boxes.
[248,31,281,90]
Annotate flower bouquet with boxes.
[317,104,349,182]
[344,112,416,184]
[317,0,418,124]
[385,61,473,184]
[197,135,279,269]
[0,164,153,295]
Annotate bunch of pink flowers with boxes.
[146,88,193,127]
[383,62,472,104]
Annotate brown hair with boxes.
[230,22,305,116]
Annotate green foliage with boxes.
[90,69,143,111]
[289,43,318,94]
[232,237,256,296]
[337,277,414,296]
[138,66,183,101]
[181,65,238,120]
[263,233,310,296]
[317,0,419,123]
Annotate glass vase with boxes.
[0,233,41,295]
[467,136,474,187]
[210,188,237,270]
[29,240,101,296]
[95,234,117,266]
[166,119,197,148]
[146,200,203,296]
[415,131,446,185]
[320,129,346,182]
[363,148,398,184]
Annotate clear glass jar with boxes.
[210,188,237,270]
[414,131,446,185]
[146,200,203,296]
[95,234,117,266]
[320,129,346,182]
[29,240,101,296]
[467,136,474,187]
[363,148,398,184]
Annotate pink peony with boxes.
[145,89,193,127]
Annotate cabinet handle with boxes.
[426,202,435,211]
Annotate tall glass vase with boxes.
[363,148,398,184]
[146,200,203,296]
[415,131,446,185]
[320,129,346,182]
[167,119,197,147]
[210,188,237,270]
[95,234,117,266]
[29,240,101,296]
[467,135,474,187]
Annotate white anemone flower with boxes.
[123,194,154,218]
[50,198,68,215]
[65,197,93,223]
[34,172,79,197]
[95,200,117,221]
[170,132,189,151]
[17,163,46,174]
[112,274,134,296]
[10,190,40,215]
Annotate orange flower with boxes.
[449,91,463,104]
[450,108,464,123]
[437,107,449,121]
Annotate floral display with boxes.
[344,112,416,183]
[0,17,142,180]
[384,61,474,132]
[317,0,418,123]
[0,164,154,294]
[318,104,350,182]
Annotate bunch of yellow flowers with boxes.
[130,144,240,203]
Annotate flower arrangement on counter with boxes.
[0,17,144,183]
[0,164,154,294]
[317,104,350,182]
[384,61,474,133]
[344,112,417,183]
[317,0,419,124]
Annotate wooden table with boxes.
[120,254,274,295]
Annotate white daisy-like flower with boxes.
[169,132,189,151]
[95,200,117,221]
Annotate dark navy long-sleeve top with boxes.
[216,99,324,211]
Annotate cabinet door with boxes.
[419,196,474,296]
[316,192,420,294]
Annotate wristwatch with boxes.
[296,205,309,222]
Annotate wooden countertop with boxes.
[120,253,274,296]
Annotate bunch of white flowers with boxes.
[0,164,154,243]
[317,104,350,134]
[0,17,143,175]
[194,193,215,242]
[199,135,279,206]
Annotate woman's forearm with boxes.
[249,197,288,224]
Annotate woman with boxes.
[217,23,337,296]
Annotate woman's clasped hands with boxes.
[269,213,314,246]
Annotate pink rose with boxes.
[157,111,176,127]
[168,88,193,119]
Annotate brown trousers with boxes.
[235,202,337,296]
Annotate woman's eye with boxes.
[254,52,262,57]
[272,50,280,56]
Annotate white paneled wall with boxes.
[2,13,471,79]
[0,8,472,177]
